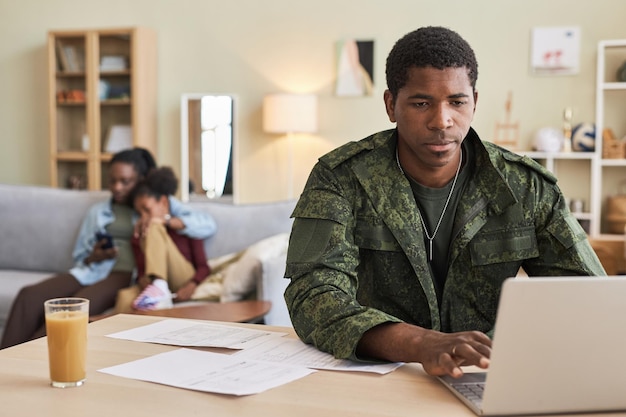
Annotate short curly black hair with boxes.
[385,26,478,98]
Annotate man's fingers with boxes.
[473,342,492,358]
[450,341,491,369]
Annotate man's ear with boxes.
[473,90,478,114]
[383,90,396,123]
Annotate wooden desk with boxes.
[135,300,271,323]
[1,315,624,417]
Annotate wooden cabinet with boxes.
[47,27,157,190]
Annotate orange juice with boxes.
[45,310,88,384]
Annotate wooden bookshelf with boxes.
[48,27,157,190]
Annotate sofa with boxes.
[0,183,296,340]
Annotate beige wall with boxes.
[1,0,625,203]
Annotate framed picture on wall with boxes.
[335,39,374,96]
[530,26,581,76]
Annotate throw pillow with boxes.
[190,252,241,301]
[190,233,289,303]
[220,232,289,302]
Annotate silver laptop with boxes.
[438,276,626,416]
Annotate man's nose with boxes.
[428,104,453,130]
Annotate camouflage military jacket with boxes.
[284,128,605,360]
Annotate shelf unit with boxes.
[593,39,626,239]
[520,40,626,241]
[48,27,157,191]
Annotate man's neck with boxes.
[398,149,463,189]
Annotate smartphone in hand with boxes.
[95,231,114,249]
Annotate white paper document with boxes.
[99,348,315,396]
[233,337,402,374]
[106,319,286,349]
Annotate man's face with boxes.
[384,66,477,182]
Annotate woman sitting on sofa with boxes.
[114,166,211,313]
[0,149,216,349]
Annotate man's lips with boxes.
[425,142,455,153]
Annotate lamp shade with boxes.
[263,93,318,134]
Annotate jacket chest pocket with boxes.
[469,225,538,266]
[354,221,402,252]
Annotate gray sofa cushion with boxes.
[188,199,295,259]
[0,270,51,333]
[0,184,109,272]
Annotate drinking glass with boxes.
[44,297,89,388]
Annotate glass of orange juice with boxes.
[44,298,89,388]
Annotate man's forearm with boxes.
[356,322,426,363]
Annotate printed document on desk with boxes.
[99,348,315,396]
[233,336,403,374]
[106,319,287,349]
[105,319,400,374]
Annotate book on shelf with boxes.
[74,47,85,71]
[64,45,79,71]
[55,40,83,72]
[55,40,70,72]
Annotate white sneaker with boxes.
[132,279,174,310]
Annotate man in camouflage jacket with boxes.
[284,128,604,356]
[284,26,605,378]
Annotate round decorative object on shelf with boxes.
[571,122,596,152]
[533,127,564,152]
[618,61,626,82]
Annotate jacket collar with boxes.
[353,128,518,218]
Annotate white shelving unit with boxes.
[593,39,626,239]
[518,40,626,241]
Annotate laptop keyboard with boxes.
[449,381,485,408]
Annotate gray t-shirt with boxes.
[406,142,473,301]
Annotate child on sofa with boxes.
[114,167,211,313]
